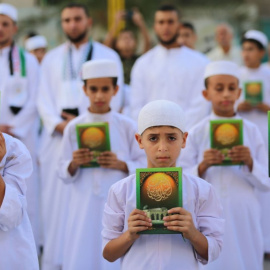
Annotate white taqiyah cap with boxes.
[25,35,47,51]
[138,100,186,135]
[244,30,268,49]
[82,59,118,80]
[204,60,240,81]
[0,3,17,22]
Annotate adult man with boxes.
[37,3,123,269]
[207,23,242,65]
[0,3,40,251]
[130,5,209,129]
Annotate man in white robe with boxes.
[130,4,210,130]
[0,132,39,269]
[0,3,40,250]
[206,23,242,65]
[37,4,124,270]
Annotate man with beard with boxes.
[130,4,209,130]
[0,3,40,253]
[37,3,123,270]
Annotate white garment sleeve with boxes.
[10,54,39,139]
[0,136,33,231]
[130,59,147,121]
[102,184,125,250]
[195,183,224,264]
[37,53,63,136]
[240,125,270,191]
[58,122,80,184]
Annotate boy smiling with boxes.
[102,100,224,269]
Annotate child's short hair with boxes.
[138,100,186,135]
[241,30,268,50]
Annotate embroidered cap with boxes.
[25,35,47,51]
[0,3,17,22]
[138,100,186,135]
[243,30,268,49]
[204,61,240,81]
[82,59,118,80]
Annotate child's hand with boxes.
[127,209,152,241]
[228,145,253,171]
[198,149,223,176]
[68,149,93,175]
[0,125,15,137]
[163,207,197,240]
[97,151,128,173]
[0,133,6,163]
[256,102,270,113]
[237,101,253,112]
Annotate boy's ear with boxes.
[135,133,144,149]
[202,89,210,101]
[113,85,119,96]
[181,132,188,149]
[83,84,87,95]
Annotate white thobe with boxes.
[102,172,224,270]
[238,64,270,252]
[0,133,39,269]
[206,45,242,65]
[0,46,40,249]
[179,112,270,270]
[37,41,124,270]
[58,110,146,270]
[130,45,210,130]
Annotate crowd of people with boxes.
[0,2,270,270]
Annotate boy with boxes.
[180,61,270,270]
[102,100,224,269]
[58,59,146,270]
[0,132,39,269]
[237,30,270,257]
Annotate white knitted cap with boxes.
[0,3,17,22]
[25,35,47,51]
[138,100,186,135]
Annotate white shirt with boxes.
[58,110,146,270]
[130,45,210,130]
[238,65,270,144]
[179,112,270,270]
[102,172,224,270]
[206,45,242,65]
[0,133,39,269]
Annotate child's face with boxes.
[242,41,265,68]
[203,75,241,117]
[83,78,118,113]
[135,126,188,168]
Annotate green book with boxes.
[76,122,111,168]
[136,167,182,234]
[268,111,270,177]
[210,119,243,166]
[244,81,263,106]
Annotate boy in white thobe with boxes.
[0,3,40,250]
[179,61,270,270]
[102,100,224,270]
[58,59,146,270]
[237,30,270,256]
[0,132,39,269]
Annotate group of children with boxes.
[1,24,270,270]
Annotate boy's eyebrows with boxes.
[147,132,178,136]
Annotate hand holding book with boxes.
[69,148,93,175]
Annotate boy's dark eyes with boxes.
[168,136,177,141]
[149,136,157,142]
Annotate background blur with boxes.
[2,0,270,56]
